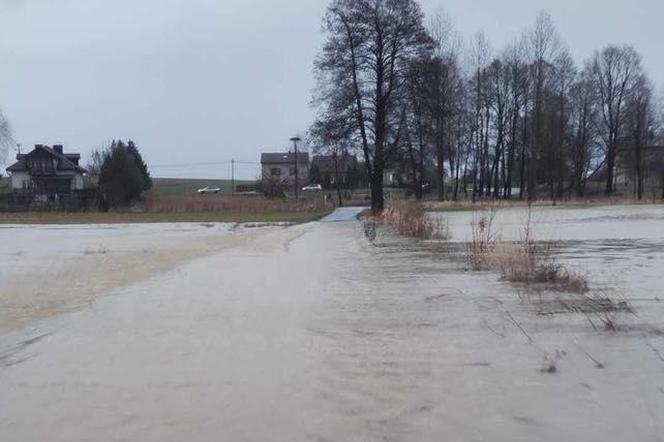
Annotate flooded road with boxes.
[1,207,664,441]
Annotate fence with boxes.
[0,189,97,212]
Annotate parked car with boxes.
[197,186,222,194]
[302,184,323,192]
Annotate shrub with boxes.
[467,205,589,293]
[98,145,144,210]
[491,241,588,293]
[380,199,448,240]
[467,208,498,270]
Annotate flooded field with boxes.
[1,206,663,441]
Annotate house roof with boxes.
[311,155,358,173]
[261,152,309,165]
[6,145,87,174]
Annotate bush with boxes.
[467,206,588,293]
[467,208,498,270]
[375,199,448,240]
[98,145,144,209]
[96,140,151,210]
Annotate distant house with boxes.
[261,152,310,186]
[311,155,359,189]
[5,144,87,196]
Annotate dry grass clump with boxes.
[467,206,589,293]
[144,195,328,214]
[491,241,588,293]
[467,208,498,270]
[380,199,449,241]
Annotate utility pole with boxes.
[231,159,235,194]
[290,136,301,201]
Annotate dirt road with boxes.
[1,207,663,441]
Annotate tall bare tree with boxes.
[428,9,463,200]
[309,116,355,206]
[0,108,13,168]
[313,0,432,213]
[466,31,492,200]
[625,74,655,200]
[590,45,642,195]
[569,66,598,197]
[525,12,563,201]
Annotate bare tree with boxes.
[0,108,13,168]
[309,117,355,206]
[313,0,432,213]
[525,12,563,201]
[550,49,576,202]
[428,9,463,201]
[403,58,435,199]
[590,45,643,195]
[466,31,492,200]
[569,65,598,197]
[624,74,656,200]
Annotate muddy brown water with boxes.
[1,206,663,441]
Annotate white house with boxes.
[5,144,87,196]
[261,152,310,186]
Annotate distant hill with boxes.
[150,178,257,196]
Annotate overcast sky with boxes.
[1,0,662,179]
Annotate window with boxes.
[289,167,296,176]
[270,168,281,176]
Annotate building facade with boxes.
[310,155,360,189]
[261,152,310,187]
[6,144,87,196]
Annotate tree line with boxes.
[311,0,664,213]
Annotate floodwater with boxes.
[1,206,663,441]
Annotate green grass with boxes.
[150,178,257,197]
[0,209,333,225]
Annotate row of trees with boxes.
[312,0,664,212]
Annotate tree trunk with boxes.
[635,142,643,201]
[519,112,528,201]
[333,154,343,207]
[436,147,445,201]
[371,171,384,213]
[606,134,616,195]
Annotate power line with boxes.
[150,160,260,169]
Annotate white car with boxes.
[302,184,323,192]
[197,186,222,194]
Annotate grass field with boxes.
[150,178,256,197]
[0,209,331,225]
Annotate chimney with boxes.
[53,145,63,154]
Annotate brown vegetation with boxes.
[371,199,449,241]
[0,195,332,224]
[467,208,498,270]
[467,206,588,293]
[144,195,327,214]
[491,242,588,293]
